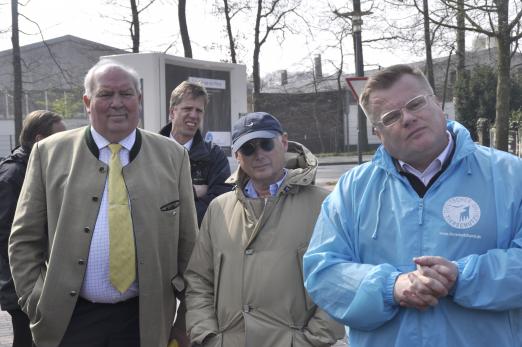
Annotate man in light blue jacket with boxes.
[303,64,522,347]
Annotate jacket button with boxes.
[69,291,77,297]
[242,304,251,312]
[99,167,105,173]
[92,196,98,202]
[78,259,85,265]
[83,227,90,233]
[245,249,254,255]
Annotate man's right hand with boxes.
[393,269,448,310]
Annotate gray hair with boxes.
[83,59,141,98]
[360,64,433,124]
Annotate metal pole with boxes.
[353,0,364,164]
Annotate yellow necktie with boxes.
[108,143,136,293]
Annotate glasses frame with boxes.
[369,94,434,128]
[238,138,275,156]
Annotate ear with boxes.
[169,106,175,121]
[234,150,240,160]
[34,134,44,142]
[374,127,383,141]
[83,95,91,112]
[281,132,289,151]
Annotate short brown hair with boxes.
[19,110,63,149]
[169,81,208,109]
[360,64,433,124]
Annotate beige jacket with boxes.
[185,141,344,347]
[9,127,197,347]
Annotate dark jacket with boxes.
[160,124,232,225]
[0,146,29,311]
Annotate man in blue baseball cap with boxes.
[184,112,344,346]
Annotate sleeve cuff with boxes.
[449,260,463,296]
[384,271,402,306]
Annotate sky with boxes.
[0,0,426,78]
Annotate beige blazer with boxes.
[9,126,197,347]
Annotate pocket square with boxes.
[160,200,180,211]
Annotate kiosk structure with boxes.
[102,53,247,151]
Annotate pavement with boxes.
[317,153,373,166]
[0,153,366,347]
[0,311,12,347]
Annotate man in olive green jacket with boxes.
[9,60,197,347]
[185,112,344,347]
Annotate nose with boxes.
[110,94,124,107]
[400,108,417,126]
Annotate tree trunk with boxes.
[11,0,22,147]
[223,0,237,63]
[454,0,466,122]
[353,0,369,152]
[494,0,511,151]
[178,0,192,58]
[252,0,263,97]
[422,0,435,89]
[130,0,140,53]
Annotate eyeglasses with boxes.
[377,94,434,127]
[238,138,275,156]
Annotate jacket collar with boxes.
[84,126,142,162]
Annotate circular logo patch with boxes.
[442,196,481,229]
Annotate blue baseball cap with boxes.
[232,112,283,152]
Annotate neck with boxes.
[172,131,191,145]
[253,184,271,198]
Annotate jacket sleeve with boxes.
[177,149,198,276]
[195,146,232,224]
[303,306,346,346]
[303,174,400,331]
[185,208,219,344]
[8,144,48,315]
[451,200,522,310]
[0,165,23,308]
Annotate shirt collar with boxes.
[169,133,193,150]
[244,169,287,198]
[399,130,453,174]
[90,127,136,151]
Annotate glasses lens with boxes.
[381,110,402,127]
[239,142,256,156]
[239,138,275,156]
[259,138,275,152]
[405,95,428,112]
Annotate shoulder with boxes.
[470,143,522,172]
[139,129,187,155]
[208,190,237,209]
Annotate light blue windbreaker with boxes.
[303,121,522,347]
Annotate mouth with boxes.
[185,121,197,128]
[109,114,127,121]
[406,127,425,140]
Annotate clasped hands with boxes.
[393,256,458,311]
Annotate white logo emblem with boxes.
[246,122,254,127]
[442,196,480,229]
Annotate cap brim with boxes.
[232,130,279,152]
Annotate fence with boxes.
[0,135,14,159]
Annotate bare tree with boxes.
[178,0,192,58]
[218,0,250,63]
[130,0,140,52]
[422,0,435,88]
[104,0,158,52]
[11,0,22,146]
[252,0,302,96]
[425,0,522,151]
